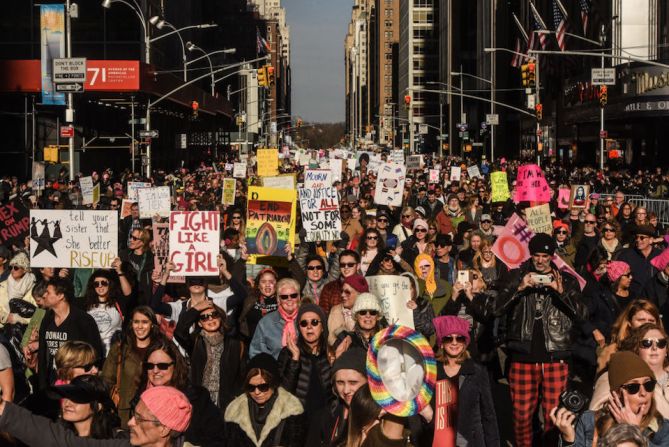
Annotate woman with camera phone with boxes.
[551,351,669,446]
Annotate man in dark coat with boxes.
[615,224,661,296]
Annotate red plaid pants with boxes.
[508,361,569,447]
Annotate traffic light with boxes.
[297,118,303,128]
[599,85,608,107]
[191,100,199,119]
[521,64,529,87]
[535,103,543,121]
[267,65,275,87]
[404,94,411,110]
[527,62,536,88]
[257,67,268,87]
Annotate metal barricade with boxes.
[597,194,669,225]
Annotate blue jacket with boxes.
[564,411,669,446]
[249,310,286,359]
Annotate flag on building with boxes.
[553,0,567,51]
[530,2,548,50]
[579,0,590,35]
[511,38,522,67]
[256,28,270,55]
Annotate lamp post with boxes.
[102,0,149,63]
[186,44,236,95]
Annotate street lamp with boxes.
[102,0,149,63]
[186,44,236,94]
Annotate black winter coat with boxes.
[642,273,669,328]
[277,347,333,409]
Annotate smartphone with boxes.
[457,270,470,285]
[533,274,553,285]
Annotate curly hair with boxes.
[85,270,124,310]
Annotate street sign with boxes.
[55,83,84,92]
[60,126,74,138]
[592,68,616,86]
[527,95,536,109]
[600,130,608,139]
[53,58,87,83]
[139,130,159,139]
[418,124,428,135]
[128,118,147,125]
[485,114,499,125]
[472,142,484,147]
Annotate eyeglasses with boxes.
[366,236,378,240]
[130,408,161,425]
[246,383,271,393]
[11,266,23,271]
[74,362,98,372]
[556,230,568,235]
[585,220,597,224]
[635,235,650,240]
[620,380,657,395]
[232,216,242,220]
[199,312,220,322]
[299,319,321,328]
[279,293,299,300]
[603,228,615,233]
[415,228,427,233]
[357,310,379,317]
[442,335,467,344]
[143,362,174,371]
[640,338,668,349]
[93,280,109,288]
[307,265,324,271]
[341,262,357,268]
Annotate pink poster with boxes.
[513,164,551,203]
[557,188,571,209]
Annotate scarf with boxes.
[202,332,225,406]
[248,391,278,439]
[7,272,36,301]
[278,305,298,347]
[414,253,437,297]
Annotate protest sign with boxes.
[30,210,118,268]
[467,165,482,179]
[558,188,571,209]
[429,169,440,184]
[92,184,100,205]
[121,200,134,219]
[367,275,414,328]
[367,154,382,174]
[0,198,30,250]
[262,175,295,189]
[233,162,247,179]
[569,185,590,209]
[257,148,279,176]
[168,211,220,276]
[490,172,510,202]
[222,178,236,206]
[79,176,94,205]
[127,182,151,202]
[152,222,184,283]
[245,187,297,262]
[304,169,332,189]
[374,163,406,207]
[225,163,234,172]
[32,162,45,191]
[299,186,341,242]
[492,213,533,269]
[330,159,343,184]
[406,155,422,170]
[513,164,550,203]
[450,166,461,182]
[390,150,404,165]
[526,204,553,235]
[138,186,171,218]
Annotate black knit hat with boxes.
[297,303,328,339]
[247,353,280,382]
[332,347,367,377]
[528,233,556,256]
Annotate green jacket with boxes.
[101,341,144,428]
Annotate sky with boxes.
[283,0,350,123]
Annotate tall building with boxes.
[372,0,400,146]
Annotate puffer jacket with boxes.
[495,259,586,358]
[277,347,333,408]
[288,243,341,305]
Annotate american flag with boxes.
[256,28,270,55]
[511,38,522,67]
[553,1,567,51]
[530,3,548,50]
[579,0,590,35]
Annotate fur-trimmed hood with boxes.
[224,387,303,447]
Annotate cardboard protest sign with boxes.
[233,162,247,179]
[467,165,482,179]
[0,198,30,250]
[569,185,590,209]
[299,186,341,242]
[245,187,297,261]
[558,188,571,209]
[492,213,533,269]
[450,166,461,182]
[121,200,134,219]
[390,150,404,165]
[30,210,118,268]
[137,186,171,218]
[92,184,100,205]
[490,172,510,202]
[257,148,279,177]
[525,204,553,235]
[513,164,550,203]
[304,169,332,189]
[127,182,151,202]
[79,176,94,205]
[367,275,414,328]
[346,158,357,172]
[168,211,220,276]
[222,178,236,206]
[330,159,343,184]
[406,155,422,170]
[262,175,295,189]
[152,222,184,283]
[32,162,45,191]
[374,163,406,207]
[429,169,440,184]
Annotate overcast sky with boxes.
[283,0,350,123]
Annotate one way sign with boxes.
[56,83,84,92]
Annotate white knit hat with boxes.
[352,292,382,315]
[9,252,30,270]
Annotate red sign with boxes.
[86,60,140,91]
[60,126,74,138]
[600,130,608,139]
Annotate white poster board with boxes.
[374,163,406,207]
[262,175,295,189]
[127,182,151,202]
[138,186,171,218]
[450,166,462,182]
[304,169,332,189]
[367,275,414,328]
[298,187,341,242]
[79,176,94,205]
[168,211,220,276]
[233,163,247,179]
[467,165,482,179]
[330,159,343,184]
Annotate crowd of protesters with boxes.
[0,151,665,447]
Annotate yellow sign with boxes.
[490,171,510,203]
[257,148,279,177]
[222,178,236,206]
[92,183,100,205]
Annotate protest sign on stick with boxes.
[374,163,406,207]
[127,182,151,202]
[32,162,45,191]
[525,204,553,235]
[429,169,440,184]
[138,186,171,218]
[467,165,482,179]
[450,166,461,182]
[152,222,184,283]
[168,211,220,276]
[257,148,279,177]
[79,176,94,205]
[0,198,30,250]
[245,187,297,263]
[299,186,341,242]
[558,188,571,209]
[222,179,236,206]
[233,162,247,179]
[569,185,590,209]
[367,275,414,328]
[490,172,510,202]
[406,155,422,170]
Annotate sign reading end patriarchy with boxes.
[299,186,341,242]
[169,211,220,276]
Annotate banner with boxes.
[429,169,440,184]
[374,163,406,207]
[467,165,482,179]
[257,148,279,176]
[40,4,65,105]
[222,178,236,206]
[30,210,118,268]
[262,175,295,189]
[245,187,297,261]
[558,188,571,209]
[513,164,550,203]
[367,275,414,328]
[79,176,94,206]
[138,186,171,218]
[32,162,45,191]
[450,166,461,182]
[0,199,30,250]
[299,186,341,242]
[525,204,553,235]
[127,181,151,202]
[490,171,510,202]
[569,185,590,209]
[168,211,220,276]
[304,169,332,189]
[233,162,247,179]
[152,222,184,283]
[406,155,422,170]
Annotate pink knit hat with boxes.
[413,218,428,231]
[140,386,192,432]
[342,274,369,293]
[433,316,471,345]
[652,247,669,271]
[607,261,631,283]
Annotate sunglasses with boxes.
[11,266,23,271]
[415,228,427,233]
[199,312,220,322]
[377,218,388,223]
[556,230,568,235]
[585,220,597,224]
[367,236,378,240]
[442,335,467,344]
[481,220,492,223]
[232,216,241,219]
[93,280,109,288]
[603,228,615,233]
[620,379,657,395]
[130,235,142,241]
[299,319,321,328]
[635,235,650,240]
[246,383,271,393]
[341,262,357,268]
[75,362,98,372]
[640,338,668,349]
[307,265,324,271]
[357,310,379,317]
[382,256,393,263]
[279,293,299,300]
[143,362,174,371]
